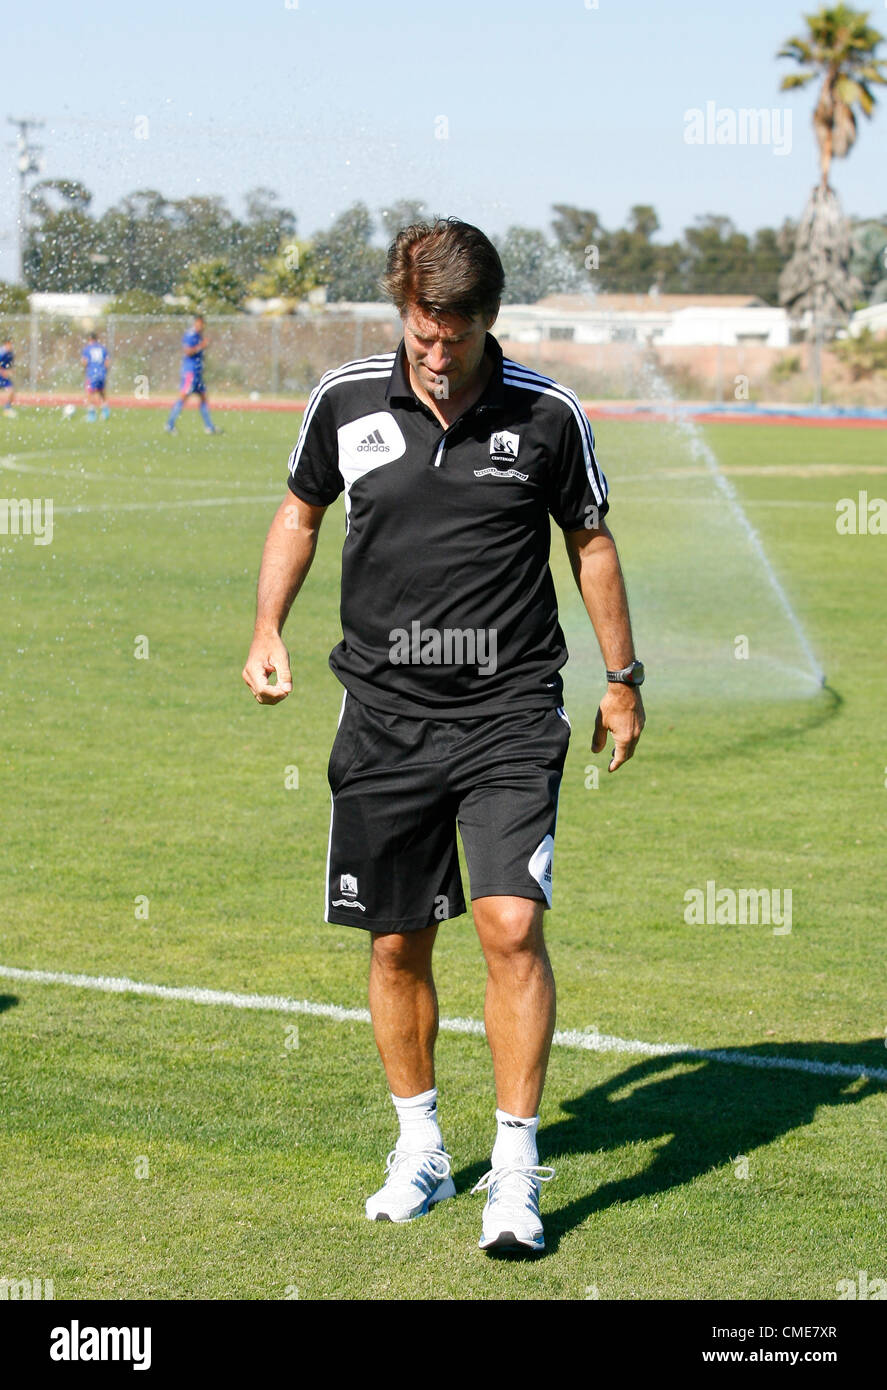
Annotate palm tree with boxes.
[776,6,886,369]
[778,5,887,190]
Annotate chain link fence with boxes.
[2,311,883,407]
[2,313,402,400]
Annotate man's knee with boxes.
[370,924,436,975]
[474,897,546,961]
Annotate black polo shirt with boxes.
[286,333,609,717]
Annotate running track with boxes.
[15,392,887,428]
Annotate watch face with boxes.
[631,661,645,685]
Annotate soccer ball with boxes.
[62,404,76,419]
[249,390,260,402]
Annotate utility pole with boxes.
[7,116,44,283]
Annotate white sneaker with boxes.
[365,1148,456,1223]
[472,1164,555,1252]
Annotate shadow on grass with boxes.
[0,995,19,1014]
[454,1038,884,1258]
[647,682,843,766]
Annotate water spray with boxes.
[640,362,826,691]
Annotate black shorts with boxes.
[324,693,572,933]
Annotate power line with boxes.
[7,116,44,283]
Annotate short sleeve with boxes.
[546,397,609,531]
[287,386,343,506]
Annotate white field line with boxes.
[0,459,243,487]
[25,489,833,516]
[612,497,827,509]
[1,456,135,483]
[0,456,280,514]
[51,494,281,515]
[0,449,95,467]
[618,464,887,481]
[1,964,883,1083]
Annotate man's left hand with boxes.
[592,683,645,772]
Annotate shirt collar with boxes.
[386,332,505,415]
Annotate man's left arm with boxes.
[563,521,645,772]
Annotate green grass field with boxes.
[1,405,884,1301]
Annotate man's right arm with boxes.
[241,492,328,704]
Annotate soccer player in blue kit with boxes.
[81,332,110,422]
[165,314,219,435]
[1,337,16,418]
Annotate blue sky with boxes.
[4,0,886,280]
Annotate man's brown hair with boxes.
[381,217,504,324]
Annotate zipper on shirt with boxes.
[430,414,465,468]
[428,397,495,468]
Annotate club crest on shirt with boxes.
[489,430,520,463]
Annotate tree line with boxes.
[4,184,886,313]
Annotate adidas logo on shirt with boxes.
[357,429,390,453]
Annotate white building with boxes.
[495,293,789,348]
[849,301,887,338]
[28,292,114,319]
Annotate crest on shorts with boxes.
[331,870,366,911]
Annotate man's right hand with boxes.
[242,631,293,703]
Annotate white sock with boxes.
[392,1086,444,1154]
[491,1109,539,1168]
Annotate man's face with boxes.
[402,305,494,400]
[194,318,204,332]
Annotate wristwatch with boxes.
[606,659,645,687]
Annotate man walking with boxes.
[242,219,644,1252]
